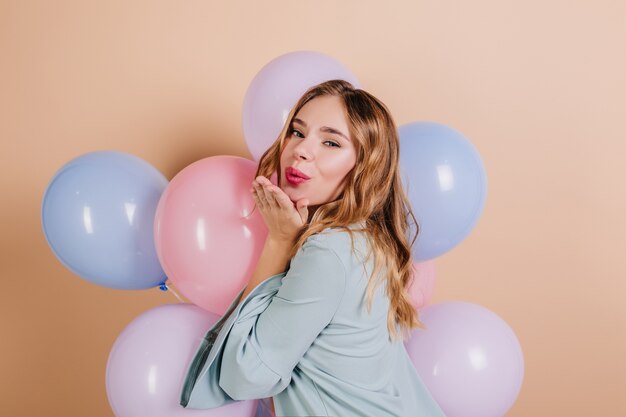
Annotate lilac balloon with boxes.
[243,50,360,161]
[106,304,258,417]
[405,302,524,417]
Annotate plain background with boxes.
[1,1,625,416]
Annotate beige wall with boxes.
[2,1,624,416]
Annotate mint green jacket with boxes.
[180,224,446,417]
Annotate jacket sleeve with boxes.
[181,234,348,407]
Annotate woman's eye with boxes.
[290,129,339,148]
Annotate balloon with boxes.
[407,260,436,310]
[154,155,267,315]
[404,302,524,417]
[106,304,257,417]
[243,50,360,161]
[398,121,488,261]
[41,151,168,289]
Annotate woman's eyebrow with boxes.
[292,118,350,142]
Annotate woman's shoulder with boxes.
[309,221,365,240]
[306,221,370,260]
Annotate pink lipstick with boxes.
[285,167,311,185]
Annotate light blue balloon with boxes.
[398,122,487,261]
[41,151,169,289]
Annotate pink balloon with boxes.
[243,50,361,161]
[106,304,258,417]
[407,260,436,309]
[404,302,524,417]
[154,156,267,315]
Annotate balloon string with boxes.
[158,280,185,303]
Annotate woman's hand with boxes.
[250,176,309,243]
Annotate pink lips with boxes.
[285,167,311,185]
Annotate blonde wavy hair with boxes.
[252,79,424,341]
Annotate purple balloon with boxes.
[404,302,524,417]
[106,304,258,417]
[242,50,360,161]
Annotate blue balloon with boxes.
[41,151,169,289]
[398,122,487,261]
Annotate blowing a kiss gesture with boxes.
[250,175,310,243]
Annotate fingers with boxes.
[260,178,277,209]
[250,180,262,208]
[271,187,293,209]
[264,180,295,211]
[252,176,277,210]
[251,176,306,229]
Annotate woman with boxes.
[180,80,445,417]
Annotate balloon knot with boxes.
[158,282,168,291]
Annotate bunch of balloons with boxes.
[41,50,523,417]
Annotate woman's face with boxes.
[279,95,357,208]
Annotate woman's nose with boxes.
[293,137,314,160]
